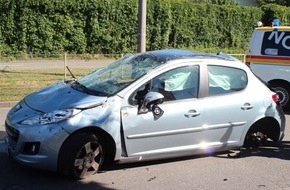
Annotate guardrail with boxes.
[0,52,247,78]
[0,65,23,71]
[230,54,246,63]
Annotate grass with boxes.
[0,68,94,101]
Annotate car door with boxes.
[200,65,255,149]
[121,65,206,158]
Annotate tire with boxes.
[271,82,290,111]
[58,133,104,179]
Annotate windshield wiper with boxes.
[71,81,110,96]
[71,81,91,93]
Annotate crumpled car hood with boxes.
[24,81,107,112]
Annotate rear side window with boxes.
[262,30,290,56]
[208,66,247,96]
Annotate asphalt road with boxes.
[1,105,290,189]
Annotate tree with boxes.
[255,0,290,6]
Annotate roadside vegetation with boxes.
[0,67,94,101]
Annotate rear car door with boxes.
[201,65,255,149]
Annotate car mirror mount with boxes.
[138,92,164,120]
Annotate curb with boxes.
[0,101,18,108]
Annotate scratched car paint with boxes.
[5,49,285,179]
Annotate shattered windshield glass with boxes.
[74,53,162,96]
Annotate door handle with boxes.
[241,103,253,110]
[184,110,200,118]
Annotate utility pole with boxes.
[137,0,146,53]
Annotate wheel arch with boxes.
[58,127,116,167]
[243,117,281,147]
[268,79,290,87]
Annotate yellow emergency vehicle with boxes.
[246,19,290,111]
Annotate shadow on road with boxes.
[0,154,114,190]
[216,140,290,160]
[100,140,290,174]
[104,140,290,172]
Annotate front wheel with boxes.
[271,82,290,111]
[58,133,104,179]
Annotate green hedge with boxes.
[261,4,290,26]
[0,0,140,57]
[0,0,288,59]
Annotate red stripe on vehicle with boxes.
[245,55,290,65]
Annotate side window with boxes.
[151,66,199,101]
[208,65,247,96]
[261,31,290,56]
[129,66,199,106]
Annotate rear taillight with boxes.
[272,93,280,105]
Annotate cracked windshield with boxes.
[76,54,162,96]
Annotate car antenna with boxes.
[66,66,76,79]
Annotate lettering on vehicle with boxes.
[262,30,290,56]
[268,31,290,50]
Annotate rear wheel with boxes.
[271,82,290,111]
[58,133,104,179]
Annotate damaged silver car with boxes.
[5,49,285,179]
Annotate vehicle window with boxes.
[129,66,199,105]
[76,53,162,96]
[151,66,199,101]
[261,31,290,56]
[208,65,247,96]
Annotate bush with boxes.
[0,0,287,59]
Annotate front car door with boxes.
[121,64,206,159]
